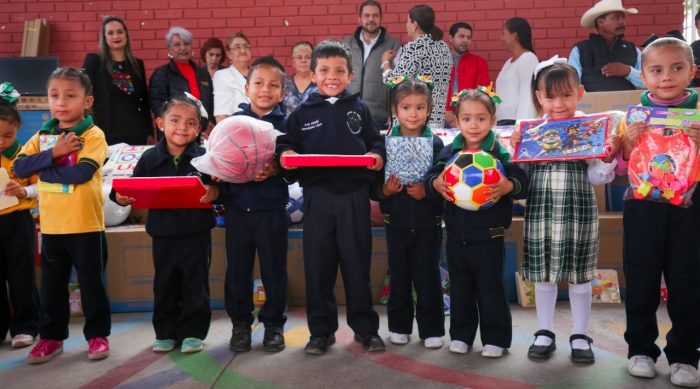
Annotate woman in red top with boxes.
[149,26,214,129]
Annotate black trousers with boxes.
[40,232,111,340]
[152,232,212,341]
[623,192,700,366]
[224,208,288,327]
[446,235,512,348]
[303,185,379,337]
[0,210,39,339]
[386,226,444,339]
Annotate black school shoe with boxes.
[304,335,336,355]
[229,322,252,352]
[528,329,556,359]
[569,334,595,364]
[354,333,385,352]
[263,326,285,353]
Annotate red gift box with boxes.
[282,154,376,167]
[112,176,210,209]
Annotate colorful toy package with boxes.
[626,105,700,129]
[625,128,698,207]
[513,115,610,162]
[591,269,621,304]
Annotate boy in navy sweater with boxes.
[277,41,385,355]
[224,56,290,353]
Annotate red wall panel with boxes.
[0,0,684,82]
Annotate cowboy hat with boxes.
[580,0,638,29]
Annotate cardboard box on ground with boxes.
[104,225,390,311]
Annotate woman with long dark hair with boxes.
[82,15,153,145]
[381,4,453,129]
[495,17,539,121]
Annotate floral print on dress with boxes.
[111,62,135,96]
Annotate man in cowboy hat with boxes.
[568,0,644,91]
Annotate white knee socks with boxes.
[568,282,592,350]
[534,282,557,346]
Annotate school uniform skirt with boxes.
[521,161,599,284]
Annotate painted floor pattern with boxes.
[0,304,680,388]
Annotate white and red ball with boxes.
[443,149,505,211]
[191,115,278,183]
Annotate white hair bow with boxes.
[533,55,568,80]
[184,91,209,119]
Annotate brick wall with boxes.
[0,0,684,82]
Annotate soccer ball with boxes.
[286,182,304,224]
[443,149,505,211]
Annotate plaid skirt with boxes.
[521,161,599,284]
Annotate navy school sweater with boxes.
[109,138,220,238]
[375,126,445,230]
[275,90,385,193]
[224,103,290,212]
[425,130,528,242]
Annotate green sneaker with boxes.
[152,339,176,352]
[181,338,204,353]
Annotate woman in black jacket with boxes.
[149,26,214,129]
[82,15,153,145]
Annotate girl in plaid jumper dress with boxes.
[510,58,620,364]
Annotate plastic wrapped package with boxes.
[625,128,698,207]
[191,115,280,183]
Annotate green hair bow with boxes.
[0,82,20,105]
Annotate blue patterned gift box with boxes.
[385,136,433,185]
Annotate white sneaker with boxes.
[481,344,505,358]
[424,337,443,349]
[11,334,34,348]
[389,333,409,345]
[670,363,700,388]
[628,355,656,378]
[449,340,469,354]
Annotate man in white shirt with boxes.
[344,0,400,130]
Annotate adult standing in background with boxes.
[83,15,152,145]
[200,38,227,80]
[444,22,490,128]
[495,17,539,122]
[283,41,317,116]
[381,4,453,129]
[569,0,643,91]
[213,32,252,123]
[344,0,400,130]
[149,27,214,124]
[690,11,700,87]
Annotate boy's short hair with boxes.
[311,40,353,73]
[246,55,286,84]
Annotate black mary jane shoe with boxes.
[528,329,556,359]
[569,334,595,364]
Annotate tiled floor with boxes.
[0,303,681,388]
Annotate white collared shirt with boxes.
[362,33,380,63]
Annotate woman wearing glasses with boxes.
[283,41,317,116]
[213,32,253,123]
[148,26,214,125]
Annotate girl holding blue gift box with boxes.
[376,75,445,349]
